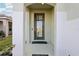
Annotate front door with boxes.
[32,13,46,43]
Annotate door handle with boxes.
[32,28,33,31]
[25,41,27,44]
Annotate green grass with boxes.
[0,36,12,51]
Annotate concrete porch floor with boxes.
[25,43,54,56]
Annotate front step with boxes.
[32,54,48,56]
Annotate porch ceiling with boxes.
[27,3,54,9]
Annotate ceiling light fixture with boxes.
[41,3,44,5]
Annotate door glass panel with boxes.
[36,15,43,21]
[34,13,44,40]
[36,21,42,37]
[39,15,43,20]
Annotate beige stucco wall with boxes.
[51,8,54,47]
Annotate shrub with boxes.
[0,31,5,37]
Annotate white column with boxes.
[3,20,9,37]
[12,3,24,56]
[54,4,67,56]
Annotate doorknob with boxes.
[32,28,33,31]
[25,41,27,44]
